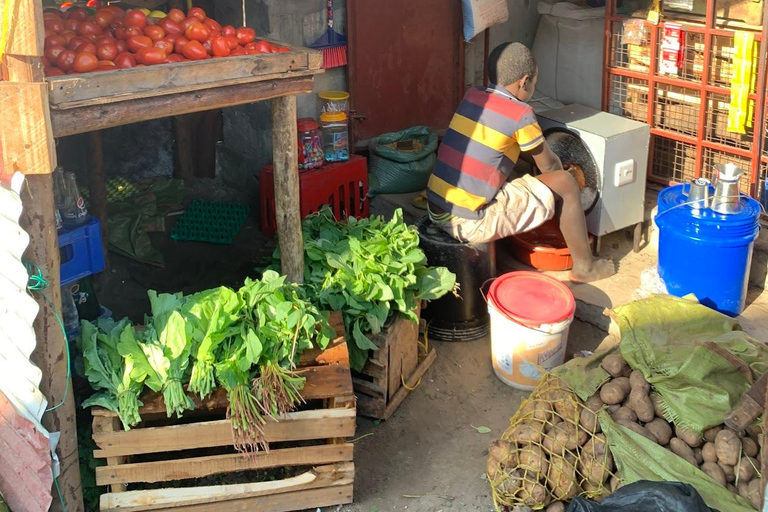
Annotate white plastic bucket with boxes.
[487,272,575,390]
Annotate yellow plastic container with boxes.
[318,90,350,114]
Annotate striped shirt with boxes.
[427,84,545,220]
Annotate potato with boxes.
[553,392,580,423]
[543,421,586,455]
[545,502,566,512]
[546,418,564,433]
[646,418,673,446]
[510,422,545,445]
[742,437,759,458]
[675,425,703,448]
[737,456,758,482]
[486,457,500,480]
[607,404,621,415]
[496,469,524,495]
[703,425,723,444]
[747,479,762,509]
[629,370,650,393]
[520,479,549,507]
[600,381,629,405]
[489,439,515,465]
[609,476,622,492]
[701,462,727,486]
[702,442,718,463]
[715,428,742,466]
[669,438,698,466]
[519,443,549,475]
[746,423,762,439]
[613,377,632,396]
[738,481,750,499]
[617,419,657,443]
[726,483,738,494]
[579,434,614,485]
[519,399,554,422]
[627,389,655,423]
[718,462,735,483]
[651,393,666,418]
[694,447,704,465]
[580,395,604,434]
[612,406,638,424]
[601,354,625,377]
[548,454,579,500]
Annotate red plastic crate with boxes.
[260,154,369,237]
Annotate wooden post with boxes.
[172,114,196,182]
[4,2,85,512]
[87,130,109,271]
[270,95,304,283]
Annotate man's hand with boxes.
[528,141,563,173]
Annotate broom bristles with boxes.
[321,45,347,69]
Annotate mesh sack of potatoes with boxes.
[487,374,619,511]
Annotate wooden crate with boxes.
[330,306,436,420]
[90,341,356,512]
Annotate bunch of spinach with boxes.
[275,207,458,371]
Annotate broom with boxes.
[310,0,347,69]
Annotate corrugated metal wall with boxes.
[0,173,53,512]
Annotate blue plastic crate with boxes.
[59,217,105,286]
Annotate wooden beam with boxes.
[87,131,109,271]
[270,94,304,283]
[5,1,84,512]
[50,77,315,137]
[172,114,196,182]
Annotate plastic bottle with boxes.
[53,166,67,231]
[61,285,80,338]
[320,112,349,163]
[62,172,88,226]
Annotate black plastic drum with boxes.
[417,216,496,341]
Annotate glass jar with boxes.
[320,112,349,163]
[318,90,350,116]
[297,117,323,170]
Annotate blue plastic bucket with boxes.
[655,184,761,317]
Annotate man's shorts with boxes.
[429,174,556,244]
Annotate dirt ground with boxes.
[89,186,608,512]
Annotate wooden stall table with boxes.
[46,46,323,282]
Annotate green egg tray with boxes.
[170,200,250,244]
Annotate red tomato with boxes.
[165,53,184,63]
[44,11,62,21]
[93,10,114,28]
[230,48,246,56]
[77,21,102,37]
[208,29,221,40]
[79,42,97,54]
[236,27,255,46]
[180,17,198,32]
[98,59,115,66]
[182,40,207,60]
[210,37,231,57]
[45,34,66,48]
[114,52,136,68]
[165,33,180,43]
[185,23,210,42]
[56,50,77,71]
[136,47,167,65]
[45,45,66,62]
[59,30,77,44]
[276,47,290,53]
[96,43,118,61]
[113,26,127,40]
[158,18,182,35]
[203,18,221,32]
[95,35,114,46]
[45,66,67,77]
[110,18,125,31]
[127,35,153,52]
[44,28,56,39]
[124,26,143,38]
[114,39,128,53]
[67,7,88,20]
[44,18,64,33]
[174,36,189,54]
[86,1,102,7]
[102,6,124,16]
[68,36,89,51]
[63,18,80,32]
[221,25,236,38]
[154,38,174,55]
[188,7,206,21]
[41,56,51,67]
[224,36,238,50]
[202,39,212,54]
[167,8,185,23]
[247,40,271,53]
[144,25,165,41]
[124,10,147,29]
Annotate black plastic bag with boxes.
[567,481,718,512]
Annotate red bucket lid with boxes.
[488,271,575,326]
[297,117,319,131]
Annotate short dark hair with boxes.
[488,42,537,87]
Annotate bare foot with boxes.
[570,258,616,283]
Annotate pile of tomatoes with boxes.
[43,5,289,76]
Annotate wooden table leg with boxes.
[87,130,109,271]
[173,114,195,182]
[271,95,304,283]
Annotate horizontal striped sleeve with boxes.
[427,175,488,211]
[449,114,514,153]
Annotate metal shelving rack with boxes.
[602,0,768,201]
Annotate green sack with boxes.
[369,126,438,195]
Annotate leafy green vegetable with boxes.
[78,318,145,430]
[275,207,457,371]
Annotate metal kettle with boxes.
[711,163,745,214]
